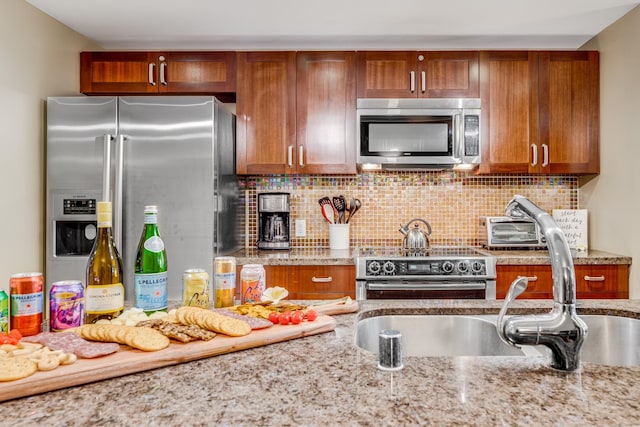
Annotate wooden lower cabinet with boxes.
[496,264,629,299]
[263,265,356,300]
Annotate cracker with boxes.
[128,327,170,351]
[0,357,37,382]
[219,317,251,337]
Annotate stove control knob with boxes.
[383,261,396,275]
[457,261,469,273]
[367,261,381,275]
[471,261,485,273]
[442,261,454,274]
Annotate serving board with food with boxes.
[0,298,358,402]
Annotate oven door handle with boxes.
[366,282,486,291]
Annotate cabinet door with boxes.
[496,265,553,299]
[420,51,479,98]
[478,51,539,174]
[575,265,628,299]
[80,52,159,94]
[539,51,600,174]
[236,52,296,174]
[296,52,357,174]
[356,51,417,98]
[159,52,236,96]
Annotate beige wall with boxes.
[0,0,98,293]
[582,5,640,297]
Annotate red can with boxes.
[50,280,84,332]
[9,272,44,336]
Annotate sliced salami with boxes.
[214,310,273,330]
[20,332,120,359]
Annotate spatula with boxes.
[332,195,346,224]
[318,197,334,224]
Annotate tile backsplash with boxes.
[239,172,578,249]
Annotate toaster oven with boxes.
[479,216,546,249]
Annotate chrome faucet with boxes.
[497,195,588,371]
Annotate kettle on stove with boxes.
[399,218,432,253]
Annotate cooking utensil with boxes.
[350,198,362,222]
[318,197,334,224]
[346,197,356,223]
[333,195,346,224]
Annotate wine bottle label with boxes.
[144,236,165,253]
[134,272,168,311]
[85,283,124,314]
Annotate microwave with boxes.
[356,98,481,170]
[479,216,547,249]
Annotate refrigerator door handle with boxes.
[99,134,113,202]
[113,134,125,252]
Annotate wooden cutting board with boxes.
[0,313,342,402]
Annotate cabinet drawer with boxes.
[575,265,629,299]
[496,265,553,299]
[263,265,355,300]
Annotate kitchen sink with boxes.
[355,313,640,366]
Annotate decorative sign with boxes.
[552,209,588,252]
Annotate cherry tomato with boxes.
[268,312,279,324]
[290,311,303,325]
[9,329,22,340]
[279,312,291,325]
[306,309,318,322]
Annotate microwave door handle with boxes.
[454,114,463,160]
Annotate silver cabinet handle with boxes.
[531,144,538,167]
[518,275,538,282]
[542,144,549,167]
[410,71,415,93]
[299,145,304,168]
[421,71,426,93]
[311,276,333,283]
[287,145,294,168]
[584,275,605,282]
[148,63,156,86]
[159,59,167,85]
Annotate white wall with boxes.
[581,5,640,297]
[0,0,98,293]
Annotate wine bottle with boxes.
[85,201,125,323]
[134,205,168,314]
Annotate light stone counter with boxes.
[5,299,640,426]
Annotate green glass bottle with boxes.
[134,205,168,314]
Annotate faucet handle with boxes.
[497,276,529,347]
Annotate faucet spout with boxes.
[498,195,588,371]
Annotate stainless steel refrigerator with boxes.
[46,96,240,301]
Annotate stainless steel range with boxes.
[355,247,497,300]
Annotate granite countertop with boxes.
[232,247,631,266]
[6,299,640,426]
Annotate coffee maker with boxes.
[257,193,290,250]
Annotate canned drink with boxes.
[9,272,44,336]
[214,257,236,308]
[50,280,84,332]
[183,269,210,308]
[240,264,266,304]
[0,290,8,333]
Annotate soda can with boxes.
[214,257,236,308]
[183,269,210,309]
[0,290,8,333]
[50,280,84,332]
[240,264,266,304]
[9,272,44,336]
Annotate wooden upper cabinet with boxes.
[236,51,356,175]
[80,51,236,98]
[236,52,297,174]
[478,51,539,174]
[479,50,599,175]
[296,52,356,174]
[356,51,479,98]
[538,51,599,174]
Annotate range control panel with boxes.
[365,259,488,277]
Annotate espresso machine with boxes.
[257,193,290,250]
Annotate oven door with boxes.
[356,281,496,300]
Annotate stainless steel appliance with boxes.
[479,216,546,248]
[356,98,481,170]
[355,247,496,300]
[46,96,240,300]
[257,193,290,250]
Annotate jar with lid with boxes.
[240,264,266,304]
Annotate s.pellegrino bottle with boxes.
[85,201,125,323]
[134,205,168,314]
